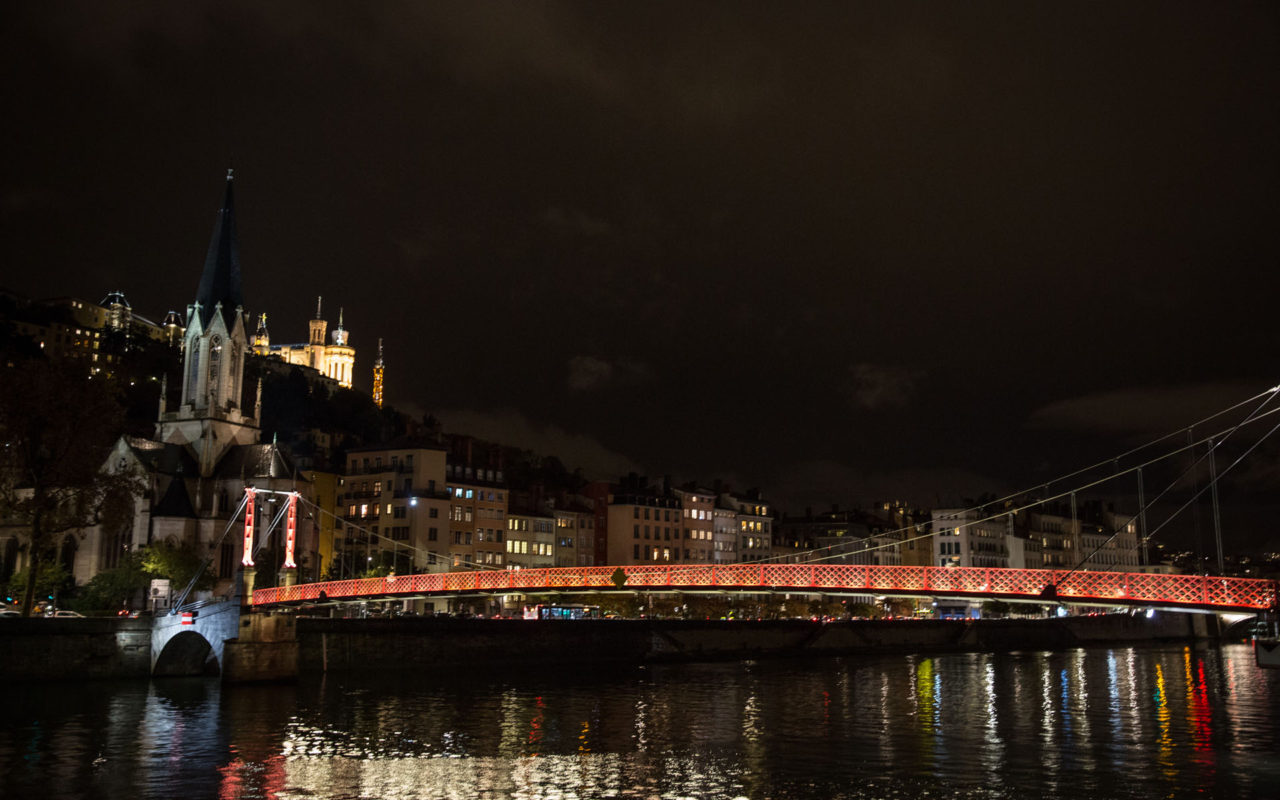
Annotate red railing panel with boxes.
[250,564,1279,611]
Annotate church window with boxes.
[208,335,223,399]
[187,342,201,399]
[228,345,240,403]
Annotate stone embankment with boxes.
[0,611,1220,682]
[0,617,152,681]
[291,611,1214,677]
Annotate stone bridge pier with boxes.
[151,600,242,676]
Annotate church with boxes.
[87,172,318,601]
[251,297,357,390]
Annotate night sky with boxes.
[4,4,1278,547]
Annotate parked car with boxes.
[47,610,85,618]
[0,610,21,618]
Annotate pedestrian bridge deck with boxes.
[252,564,1277,613]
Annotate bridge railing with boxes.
[250,564,1278,611]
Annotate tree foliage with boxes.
[982,599,1013,618]
[5,561,69,606]
[70,551,150,614]
[0,358,147,616]
[142,540,215,594]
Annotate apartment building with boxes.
[674,487,717,562]
[552,506,593,567]
[719,491,772,563]
[1028,507,1140,572]
[445,460,508,569]
[339,445,450,576]
[931,508,1020,569]
[505,510,555,570]
[607,485,683,565]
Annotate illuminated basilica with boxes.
[251,297,356,389]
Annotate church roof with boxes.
[216,443,303,481]
[194,170,244,329]
[124,436,199,477]
[153,475,197,518]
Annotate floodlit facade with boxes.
[253,298,357,388]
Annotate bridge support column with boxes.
[242,568,258,603]
[281,567,298,588]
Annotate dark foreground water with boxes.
[2,643,1278,800]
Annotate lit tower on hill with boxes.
[252,312,270,355]
[327,307,355,388]
[372,338,385,408]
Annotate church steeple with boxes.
[309,295,327,346]
[194,169,243,329]
[158,171,260,473]
[332,307,348,346]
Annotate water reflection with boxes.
[2,645,1279,799]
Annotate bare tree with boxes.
[0,358,145,616]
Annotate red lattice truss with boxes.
[251,564,1278,612]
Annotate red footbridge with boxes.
[251,564,1278,613]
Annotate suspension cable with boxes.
[1060,385,1280,580]
[773,387,1280,566]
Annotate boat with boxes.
[1254,617,1280,669]
[1258,637,1280,669]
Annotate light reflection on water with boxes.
[1,644,1279,799]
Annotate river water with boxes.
[2,643,1278,800]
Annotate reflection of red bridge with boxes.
[252,564,1279,613]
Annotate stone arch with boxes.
[153,630,220,677]
[1221,614,1262,640]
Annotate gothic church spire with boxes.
[194,168,244,328]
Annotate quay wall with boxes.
[0,617,152,680]
[296,612,1211,674]
[0,611,1216,682]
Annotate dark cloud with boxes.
[770,460,1009,513]
[847,363,924,411]
[435,408,642,479]
[541,206,615,238]
[566,356,652,393]
[1026,383,1270,438]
